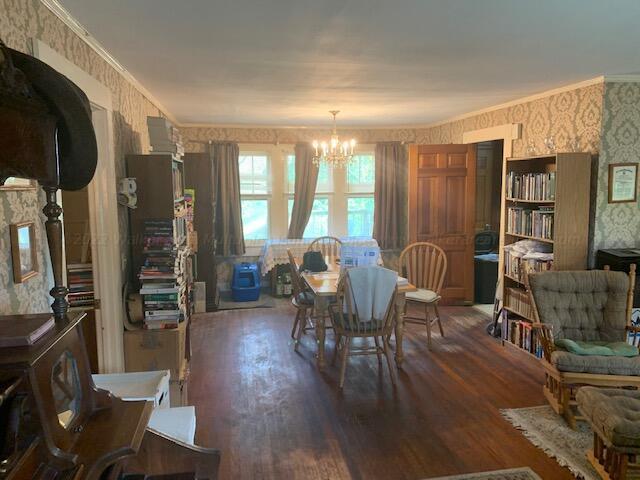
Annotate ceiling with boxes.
[59,0,640,127]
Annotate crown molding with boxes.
[39,0,178,124]
[603,74,640,83]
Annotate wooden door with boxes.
[408,144,476,304]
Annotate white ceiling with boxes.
[59,0,640,127]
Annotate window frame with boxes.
[237,143,375,249]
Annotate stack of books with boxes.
[506,171,556,201]
[507,206,554,240]
[67,263,94,308]
[139,219,186,329]
[147,116,184,156]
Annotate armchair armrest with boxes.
[532,322,555,362]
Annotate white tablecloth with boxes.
[259,237,381,275]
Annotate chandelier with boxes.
[311,110,356,168]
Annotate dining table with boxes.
[296,256,417,369]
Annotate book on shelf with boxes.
[0,314,55,347]
[506,171,556,201]
[507,206,554,240]
[67,262,94,308]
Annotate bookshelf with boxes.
[501,152,591,356]
[125,152,195,405]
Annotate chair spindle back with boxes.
[398,242,447,293]
[307,236,342,258]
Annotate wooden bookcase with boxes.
[124,153,194,402]
[501,152,591,355]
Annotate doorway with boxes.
[473,140,503,314]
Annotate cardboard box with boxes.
[124,321,187,378]
[170,362,189,407]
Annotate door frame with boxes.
[462,124,521,301]
[32,38,125,373]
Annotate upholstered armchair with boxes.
[528,265,638,428]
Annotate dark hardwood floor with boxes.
[189,302,573,480]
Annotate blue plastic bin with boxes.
[231,263,261,302]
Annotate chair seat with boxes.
[577,387,640,452]
[331,312,384,333]
[405,288,439,304]
[295,291,315,305]
[552,349,640,376]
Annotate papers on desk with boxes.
[397,276,409,286]
[310,272,338,280]
[340,246,380,271]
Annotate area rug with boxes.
[423,467,541,480]
[501,406,598,479]
[217,290,277,310]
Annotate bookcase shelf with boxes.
[501,152,591,356]
[505,232,554,244]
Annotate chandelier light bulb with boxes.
[310,111,357,168]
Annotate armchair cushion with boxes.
[528,270,630,342]
[555,339,639,357]
[551,350,640,376]
[577,387,640,452]
[405,288,439,304]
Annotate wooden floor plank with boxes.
[189,304,573,480]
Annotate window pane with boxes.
[347,154,375,192]
[347,196,374,237]
[239,154,269,194]
[288,197,329,238]
[241,199,269,240]
[286,155,295,192]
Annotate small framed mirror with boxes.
[51,350,82,429]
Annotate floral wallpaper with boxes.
[183,83,604,157]
[593,82,640,254]
[1,0,167,313]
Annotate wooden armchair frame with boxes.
[528,264,638,429]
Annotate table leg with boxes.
[315,296,328,369]
[394,293,406,367]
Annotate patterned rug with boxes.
[424,467,541,480]
[501,406,598,479]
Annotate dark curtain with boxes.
[287,143,319,238]
[373,142,408,250]
[210,142,245,255]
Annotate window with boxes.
[346,154,375,237]
[285,155,332,193]
[287,197,329,238]
[236,145,375,245]
[239,153,270,241]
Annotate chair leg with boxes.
[374,336,382,363]
[383,336,397,386]
[425,304,432,349]
[291,309,301,339]
[434,303,444,337]
[332,334,342,366]
[339,337,350,389]
[294,309,306,352]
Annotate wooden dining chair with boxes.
[329,267,398,389]
[398,242,447,348]
[287,249,315,351]
[307,236,342,258]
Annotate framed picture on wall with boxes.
[10,222,38,283]
[608,163,638,203]
[0,177,37,191]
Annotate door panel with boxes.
[408,144,476,304]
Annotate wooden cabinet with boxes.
[408,144,477,304]
[501,152,592,354]
[184,152,219,311]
